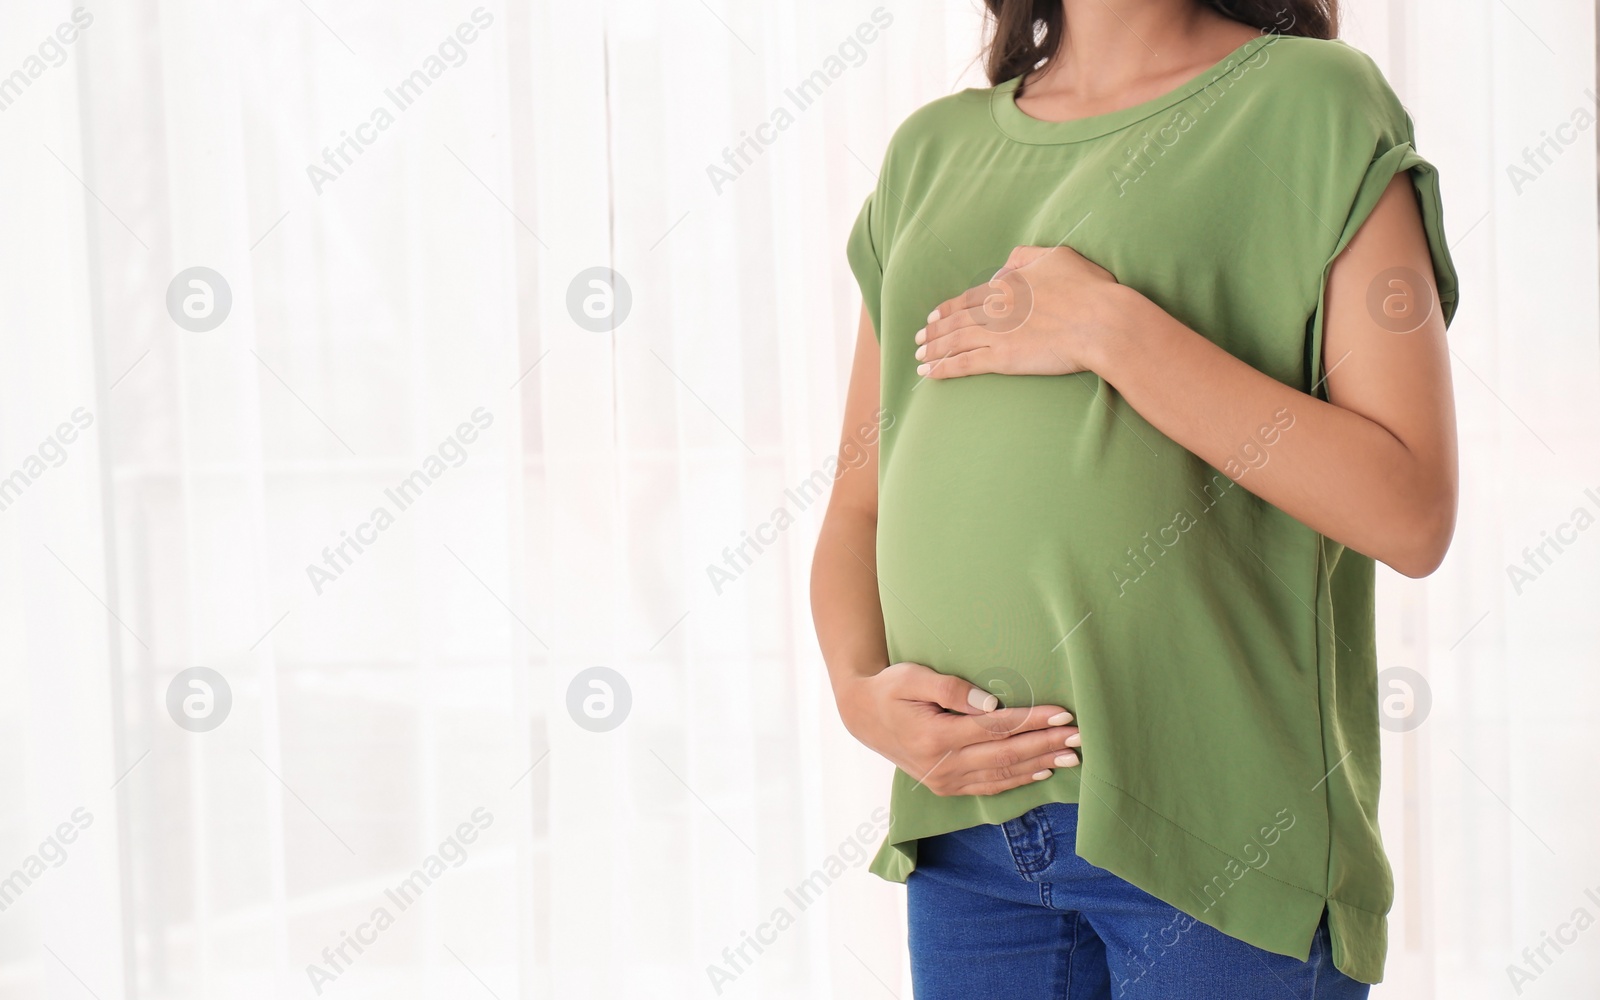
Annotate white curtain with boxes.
[0,1,1593,997]
[1349,1,1600,996]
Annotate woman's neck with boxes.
[1022,1,1257,110]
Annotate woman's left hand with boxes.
[915,245,1139,379]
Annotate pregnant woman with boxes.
[810,0,1459,996]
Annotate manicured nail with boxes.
[914,345,926,360]
[927,308,939,323]
[917,363,931,376]
[1065,732,1082,748]
[1047,712,1074,726]
[967,689,999,712]
[1032,769,1052,780]
[1054,753,1079,768]
[914,327,927,345]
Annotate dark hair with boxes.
[981,1,1338,88]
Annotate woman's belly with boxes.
[874,368,1319,773]
[878,371,1196,685]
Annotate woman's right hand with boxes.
[835,661,1081,797]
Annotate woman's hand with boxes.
[835,661,1081,797]
[914,245,1141,379]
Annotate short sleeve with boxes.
[846,192,885,339]
[1307,72,1460,398]
[1333,142,1459,321]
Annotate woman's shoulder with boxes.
[1247,35,1410,127]
[877,86,997,160]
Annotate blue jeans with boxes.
[907,803,1369,1000]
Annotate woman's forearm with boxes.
[810,506,891,705]
[1089,288,1455,577]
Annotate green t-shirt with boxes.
[846,34,1458,985]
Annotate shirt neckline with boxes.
[989,34,1275,145]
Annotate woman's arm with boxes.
[812,307,894,692]
[812,306,1081,795]
[916,174,1458,578]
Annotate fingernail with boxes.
[1054,753,1079,768]
[1065,732,1082,748]
[917,363,931,376]
[927,309,939,323]
[914,345,926,360]
[914,328,926,344]
[1047,712,1073,726]
[1032,769,1052,780]
[967,689,999,712]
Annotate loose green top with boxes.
[846,35,1458,985]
